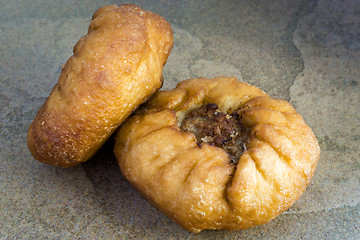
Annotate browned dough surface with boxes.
[114,77,320,233]
[27,4,173,167]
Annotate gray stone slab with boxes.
[1,0,359,239]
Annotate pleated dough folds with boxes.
[114,77,320,233]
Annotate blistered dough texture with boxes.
[27,4,173,167]
[114,77,320,233]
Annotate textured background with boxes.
[1,0,359,239]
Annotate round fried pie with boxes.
[27,4,173,167]
[114,77,320,232]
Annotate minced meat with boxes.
[180,103,248,163]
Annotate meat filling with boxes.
[180,103,248,163]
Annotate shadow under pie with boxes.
[82,137,184,235]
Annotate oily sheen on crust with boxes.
[27,4,173,167]
[114,77,320,233]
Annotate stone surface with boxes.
[1,0,359,239]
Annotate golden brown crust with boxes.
[27,4,173,167]
[114,77,320,232]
